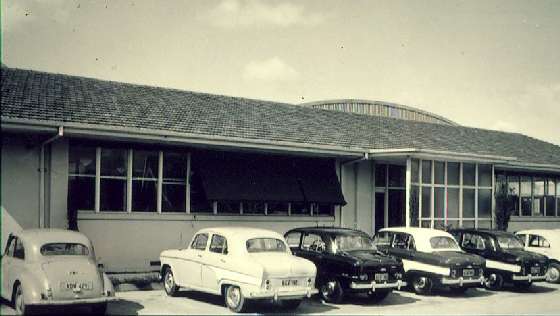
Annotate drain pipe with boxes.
[39,126,64,228]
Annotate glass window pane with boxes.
[375,164,386,187]
[545,196,555,217]
[100,178,126,211]
[243,202,266,215]
[557,179,560,196]
[164,152,187,179]
[69,146,96,175]
[268,202,289,215]
[462,220,475,228]
[410,186,420,227]
[433,220,446,230]
[422,187,431,217]
[291,203,311,215]
[446,220,459,230]
[508,176,520,196]
[463,163,476,186]
[434,188,445,218]
[520,177,531,195]
[100,148,127,177]
[532,197,543,216]
[190,168,211,213]
[447,162,460,186]
[547,180,555,196]
[422,161,432,184]
[217,202,240,214]
[448,188,460,218]
[133,150,159,178]
[521,197,532,216]
[534,178,545,196]
[421,220,431,228]
[463,189,475,218]
[317,204,335,216]
[68,176,95,211]
[132,180,157,212]
[434,161,445,185]
[478,164,492,187]
[388,190,405,227]
[478,189,492,218]
[388,165,405,187]
[162,183,186,212]
[477,220,492,229]
[411,159,419,183]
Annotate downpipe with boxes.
[39,126,64,228]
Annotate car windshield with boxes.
[335,234,377,252]
[246,238,287,253]
[497,235,524,250]
[40,243,89,256]
[430,236,461,250]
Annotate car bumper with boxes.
[350,279,407,291]
[441,276,485,286]
[29,296,118,306]
[512,274,547,282]
[249,288,318,301]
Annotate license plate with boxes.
[281,279,298,287]
[61,281,93,291]
[463,269,475,277]
[531,266,541,275]
[375,273,389,282]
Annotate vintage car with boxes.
[159,227,318,312]
[373,227,486,295]
[515,229,560,283]
[450,228,549,290]
[0,229,116,315]
[284,227,406,304]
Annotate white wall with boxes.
[340,160,374,235]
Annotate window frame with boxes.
[209,234,228,254]
[190,233,209,251]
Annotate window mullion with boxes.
[95,147,101,213]
[186,153,191,214]
[157,151,163,214]
[474,164,479,228]
[444,161,448,225]
[459,162,463,227]
[418,159,422,226]
[127,149,133,213]
[430,160,434,228]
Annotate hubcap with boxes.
[165,272,174,292]
[548,267,560,282]
[321,281,336,298]
[226,287,241,308]
[487,274,497,287]
[415,277,427,289]
[15,288,23,313]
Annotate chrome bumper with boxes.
[30,296,118,306]
[441,276,485,286]
[512,274,547,282]
[350,280,407,291]
[249,288,318,301]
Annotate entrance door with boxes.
[375,192,385,233]
[388,190,406,227]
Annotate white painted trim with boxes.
[401,259,450,276]
[485,259,521,273]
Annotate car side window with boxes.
[373,232,392,246]
[302,233,326,253]
[209,234,228,254]
[517,234,527,246]
[5,237,16,257]
[529,235,550,248]
[285,232,302,249]
[462,233,486,251]
[13,238,25,260]
[191,233,209,251]
[392,233,413,250]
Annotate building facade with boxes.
[2,67,560,272]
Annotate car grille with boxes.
[522,261,546,276]
[362,265,402,283]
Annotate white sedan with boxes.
[160,227,318,312]
[516,229,560,283]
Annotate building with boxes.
[2,66,560,272]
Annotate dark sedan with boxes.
[449,228,549,290]
[285,227,405,304]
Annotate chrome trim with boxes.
[349,280,407,290]
[512,275,547,282]
[441,276,485,286]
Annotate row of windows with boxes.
[68,145,336,216]
[496,173,560,217]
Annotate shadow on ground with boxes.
[508,284,558,294]
[107,299,144,315]
[336,291,420,306]
[433,287,496,299]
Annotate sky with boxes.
[2,0,559,145]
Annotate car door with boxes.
[177,233,208,289]
[526,234,551,257]
[1,236,16,300]
[388,233,415,260]
[460,232,490,257]
[201,234,229,293]
[299,233,328,277]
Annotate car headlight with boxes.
[450,269,457,278]
[359,274,368,281]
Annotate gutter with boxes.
[368,148,518,164]
[39,126,64,228]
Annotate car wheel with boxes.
[163,268,179,296]
[91,302,108,315]
[319,279,344,304]
[13,283,29,315]
[367,289,391,302]
[225,285,247,313]
[279,299,302,310]
[546,263,560,284]
[484,273,504,291]
[412,275,433,295]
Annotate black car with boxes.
[284,227,405,304]
[449,228,549,290]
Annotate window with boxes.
[447,162,460,185]
[285,232,302,248]
[528,235,550,248]
[335,234,376,251]
[41,243,89,256]
[463,163,476,186]
[501,173,559,218]
[430,236,460,250]
[434,161,445,185]
[388,165,405,187]
[373,232,392,246]
[516,234,526,246]
[132,150,159,212]
[246,238,287,253]
[411,159,419,183]
[68,145,96,211]
[5,237,15,257]
[14,238,25,259]
[478,164,492,187]
[422,161,432,184]
[392,233,415,250]
[302,233,325,252]
[461,233,486,251]
[191,234,208,250]
[209,235,228,254]
[100,148,127,212]
[376,164,387,187]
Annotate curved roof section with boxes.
[301,99,458,126]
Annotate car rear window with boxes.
[246,238,287,253]
[40,243,89,256]
[430,236,460,250]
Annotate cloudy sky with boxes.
[2,0,559,145]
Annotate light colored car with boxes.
[160,227,318,312]
[1,229,116,315]
[374,227,486,295]
[516,229,560,283]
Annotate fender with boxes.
[401,259,450,276]
[15,267,49,305]
[485,259,521,273]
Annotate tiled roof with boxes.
[2,67,560,168]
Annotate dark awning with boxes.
[294,158,347,205]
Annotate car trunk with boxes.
[41,257,104,300]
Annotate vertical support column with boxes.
[405,157,412,227]
[419,159,423,227]
[459,162,463,227]
[444,161,448,226]
[354,163,359,229]
[185,153,191,214]
[126,149,133,213]
[491,164,496,228]
[372,161,376,232]
[157,151,163,214]
[474,163,479,228]
[384,165,389,228]
[95,147,101,213]
[430,160,435,228]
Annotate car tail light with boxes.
[265,279,271,290]
[307,278,312,286]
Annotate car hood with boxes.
[249,252,316,278]
[41,257,104,299]
[427,251,485,267]
[342,250,401,267]
[498,249,548,264]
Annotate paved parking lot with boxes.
[2,283,559,315]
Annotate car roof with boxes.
[196,226,285,241]
[286,226,369,236]
[449,228,515,237]
[516,229,560,243]
[16,229,92,246]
